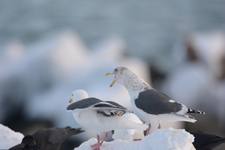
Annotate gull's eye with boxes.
[114,68,118,72]
[72,94,74,96]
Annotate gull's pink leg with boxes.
[97,135,100,150]
[91,135,101,149]
[91,143,98,148]
[158,123,161,129]
[91,132,108,149]
[99,132,108,146]
[134,139,142,141]
[146,123,151,136]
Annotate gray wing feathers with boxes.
[67,97,102,110]
[67,97,132,117]
[94,101,132,116]
[135,89,183,114]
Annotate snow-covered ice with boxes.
[75,128,195,150]
[0,123,195,150]
[0,124,24,149]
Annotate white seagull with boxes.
[67,90,148,150]
[106,67,205,135]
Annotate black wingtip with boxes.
[188,108,205,114]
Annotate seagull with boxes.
[112,113,145,141]
[190,131,225,150]
[106,66,205,135]
[67,90,148,150]
[9,126,84,150]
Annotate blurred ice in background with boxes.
[0,1,225,150]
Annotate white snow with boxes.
[163,63,212,107]
[0,124,24,149]
[191,32,225,79]
[75,128,195,150]
[0,123,195,150]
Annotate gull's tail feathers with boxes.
[112,116,148,131]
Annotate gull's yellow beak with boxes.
[110,80,115,88]
[69,98,73,103]
[105,72,115,88]
[105,72,113,76]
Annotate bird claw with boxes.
[91,143,98,148]
[91,144,100,150]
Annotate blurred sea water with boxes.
[0,0,225,66]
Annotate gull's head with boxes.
[69,89,89,103]
[105,66,136,87]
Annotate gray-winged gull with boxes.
[106,66,205,135]
[67,90,148,150]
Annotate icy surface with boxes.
[75,128,195,150]
[0,124,24,149]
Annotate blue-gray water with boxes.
[0,0,225,62]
